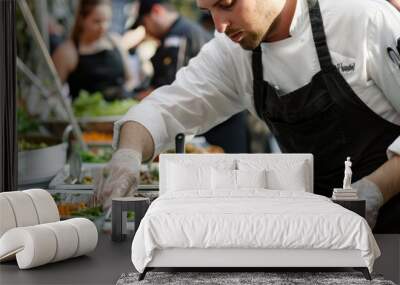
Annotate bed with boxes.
[131,154,380,280]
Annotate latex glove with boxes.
[94,149,142,210]
[352,177,384,229]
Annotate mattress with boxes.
[131,190,380,273]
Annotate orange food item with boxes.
[206,145,224,153]
[82,131,113,143]
[57,202,87,218]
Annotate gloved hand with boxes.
[94,149,142,210]
[352,177,384,229]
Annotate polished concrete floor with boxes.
[1,233,398,285]
[0,233,134,285]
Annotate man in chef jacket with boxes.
[95,0,400,233]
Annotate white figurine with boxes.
[343,157,352,189]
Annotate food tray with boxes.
[48,163,159,192]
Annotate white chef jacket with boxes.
[114,0,400,159]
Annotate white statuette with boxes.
[343,157,352,190]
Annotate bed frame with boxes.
[139,248,371,280]
[138,154,371,281]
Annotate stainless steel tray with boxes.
[48,163,159,192]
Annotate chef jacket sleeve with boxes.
[366,4,400,158]
[112,35,246,156]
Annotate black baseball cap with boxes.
[132,0,168,28]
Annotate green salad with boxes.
[17,108,39,134]
[18,139,48,151]
[73,90,138,117]
[80,148,113,163]
[70,206,103,221]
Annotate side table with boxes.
[112,197,150,242]
[332,199,366,218]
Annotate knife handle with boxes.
[397,37,400,55]
[175,133,185,154]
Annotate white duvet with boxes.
[131,190,380,273]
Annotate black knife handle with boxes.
[175,133,185,153]
[397,37,400,55]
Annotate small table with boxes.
[112,197,150,242]
[332,199,366,218]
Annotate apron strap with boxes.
[252,45,265,118]
[308,0,335,72]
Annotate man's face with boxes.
[141,5,165,40]
[142,14,159,39]
[197,0,284,50]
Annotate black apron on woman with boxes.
[67,35,126,101]
[252,0,400,233]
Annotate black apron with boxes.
[67,35,126,101]
[252,0,400,233]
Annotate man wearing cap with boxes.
[96,0,400,233]
[134,0,212,94]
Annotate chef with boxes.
[132,0,249,153]
[95,0,400,233]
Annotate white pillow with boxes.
[167,163,211,191]
[237,159,309,192]
[237,169,267,189]
[166,159,236,192]
[211,169,267,191]
[211,169,236,190]
[266,167,307,192]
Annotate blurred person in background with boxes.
[48,16,66,55]
[52,0,136,101]
[133,0,211,98]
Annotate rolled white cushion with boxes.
[0,218,97,269]
[0,192,39,227]
[0,226,57,269]
[42,221,79,262]
[23,189,59,223]
[0,196,17,238]
[65,218,98,257]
